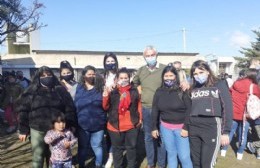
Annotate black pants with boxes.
[189,116,221,168]
[108,128,139,168]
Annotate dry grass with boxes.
[1,121,260,168]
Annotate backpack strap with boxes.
[249,83,253,95]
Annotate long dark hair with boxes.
[116,67,131,82]
[59,60,75,81]
[190,60,218,88]
[161,65,180,91]
[80,65,104,92]
[246,68,258,84]
[25,66,60,94]
[103,52,119,78]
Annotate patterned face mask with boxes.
[164,79,176,88]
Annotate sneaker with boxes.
[105,158,113,168]
[5,126,16,133]
[247,142,256,154]
[257,155,260,159]
[220,149,227,157]
[236,153,243,160]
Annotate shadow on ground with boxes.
[1,118,260,168]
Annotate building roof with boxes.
[32,50,199,56]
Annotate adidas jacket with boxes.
[190,80,233,134]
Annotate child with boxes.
[189,60,233,168]
[44,112,77,168]
[103,68,142,168]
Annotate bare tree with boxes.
[0,0,46,45]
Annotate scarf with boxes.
[118,85,131,115]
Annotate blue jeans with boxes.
[142,107,166,167]
[51,159,72,168]
[222,120,250,154]
[160,125,193,168]
[78,128,104,167]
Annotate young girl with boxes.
[44,112,77,168]
[151,65,192,168]
[103,68,142,168]
[189,60,233,168]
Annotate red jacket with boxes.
[231,78,260,120]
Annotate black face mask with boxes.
[61,74,73,82]
[40,76,54,88]
[85,77,95,85]
[105,63,116,70]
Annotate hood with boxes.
[232,78,251,93]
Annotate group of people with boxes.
[1,45,260,168]
[0,70,30,133]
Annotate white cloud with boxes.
[230,31,251,47]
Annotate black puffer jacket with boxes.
[16,86,77,134]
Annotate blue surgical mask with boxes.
[145,57,157,67]
[194,73,208,84]
[164,79,176,88]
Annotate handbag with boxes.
[246,84,260,120]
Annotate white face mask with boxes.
[117,80,129,87]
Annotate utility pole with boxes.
[182,28,186,52]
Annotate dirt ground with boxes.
[1,120,260,168]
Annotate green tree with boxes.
[0,0,45,45]
[235,29,260,68]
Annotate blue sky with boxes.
[21,0,260,56]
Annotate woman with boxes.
[102,68,142,168]
[74,65,106,168]
[103,52,119,91]
[151,65,192,168]
[221,68,260,160]
[60,60,78,100]
[16,66,77,168]
[189,60,233,168]
[103,52,119,168]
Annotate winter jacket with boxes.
[190,80,233,134]
[230,78,260,121]
[74,84,106,132]
[17,86,77,134]
[103,87,142,131]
